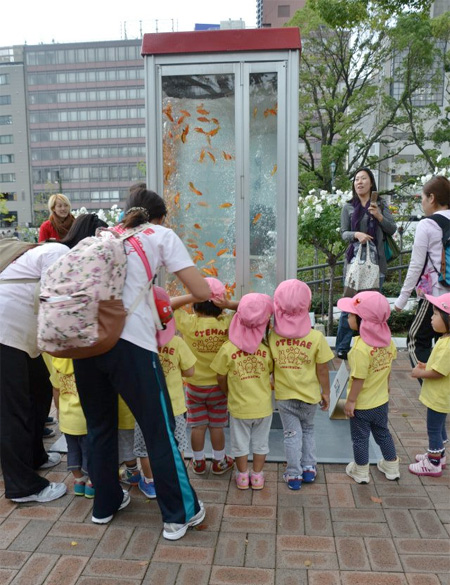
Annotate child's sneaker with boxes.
[250,471,265,490]
[84,480,95,499]
[409,456,442,477]
[377,457,400,480]
[345,462,370,484]
[120,468,141,485]
[235,470,250,490]
[191,458,207,475]
[212,455,234,475]
[138,477,157,499]
[415,452,446,469]
[73,479,85,496]
[302,466,317,483]
[283,473,302,490]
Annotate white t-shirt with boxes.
[0,243,68,357]
[118,224,194,353]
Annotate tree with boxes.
[289,1,448,194]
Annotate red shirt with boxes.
[38,220,60,242]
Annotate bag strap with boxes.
[423,214,450,276]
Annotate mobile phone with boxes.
[370,191,378,204]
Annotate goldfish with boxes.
[206,259,216,265]
[254,273,263,279]
[187,238,198,244]
[174,192,180,206]
[185,203,191,211]
[271,164,278,176]
[222,151,233,160]
[211,117,219,125]
[253,107,258,118]
[233,247,236,257]
[202,266,218,277]
[264,106,277,117]
[197,116,210,123]
[188,182,202,196]
[197,105,210,115]
[163,104,174,122]
[199,149,206,162]
[252,213,262,224]
[180,109,191,117]
[195,251,204,261]
[188,243,199,249]
[219,202,232,208]
[217,238,224,244]
[207,151,216,163]
[181,125,189,143]
[194,127,206,134]
[206,127,220,137]
[177,115,186,126]
[216,248,229,256]
[167,131,173,139]
[205,242,216,248]
[197,201,209,207]
[194,223,202,230]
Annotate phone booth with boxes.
[141,28,301,297]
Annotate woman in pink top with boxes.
[394,175,450,368]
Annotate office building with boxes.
[256,0,306,28]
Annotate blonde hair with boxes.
[48,193,71,214]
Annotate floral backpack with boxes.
[37,224,159,359]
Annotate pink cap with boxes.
[273,279,312,339]
[154,286,176,347]
[425,292,450,315]
[205,277,226,304]
[228,293,273,354]
[337,291,391,348]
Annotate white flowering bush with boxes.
[73,204,123,227]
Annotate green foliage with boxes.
[388,308,416,333]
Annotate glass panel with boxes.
[161,74,236,297]
[248,72,278,293]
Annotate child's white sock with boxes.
[143,476,154,484]
[74,474,88,483]
[213,449,225,461]
[193,449,204,461]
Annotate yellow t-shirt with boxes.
[52,358,134,433]
[210,340,273,419]
[159,335,196,416]
[420,336,450,414]
[269,329,334,403]
[175,310,233,386]
[347,337,397,410]
[53,358,87,435]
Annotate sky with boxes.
[0,0,257,47]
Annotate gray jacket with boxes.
[340,199,397,275]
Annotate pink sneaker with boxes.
[235,471,249,490]
[409,456,442,477]
[415,452,446,469]
[250,471,265,490]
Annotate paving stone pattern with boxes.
[0,351,449,584]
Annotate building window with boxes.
[0,95,11,105]
[1,192,17,201]
[278,5,290,17]
[0,154,14,164]
[0,115,12,125]
[0,173,15,182]
[0,135,13,144]
[0,74,9,85]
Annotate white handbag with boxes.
[343,242,380,297]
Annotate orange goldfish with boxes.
[207,151,216,163]
[206,127,220,137]
[197,116,210,123]
[188,182,202,196]
[206,259,216,265]
[222,151,233,160]
[194,223,202,230]
[211,117,219,125]
[194,127,206,134]
[197,201,209,207]
[180,109,191,117]
[177,115,186,126]
[174,192,180,206]
[254,273,263,279]
[219,202,232,208]
[185,203,191,211]
[233,247,236,257]
[181,125,190,143]
[264,106,277,117]
[187,238,198,244]
[199,149,206,162]
[202,266,218,277]
[271,164,277,176]
[217,248,229,256]
[252,213,262,224]
[163,104,174,122]
[197,105,210,115]
[217,238,224,244]
[205,242,216,248]
[188,243,198,249]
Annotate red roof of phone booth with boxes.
[141,28,301,56]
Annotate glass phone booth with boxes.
[141,28,301,298]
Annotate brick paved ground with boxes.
[1,350,449,585]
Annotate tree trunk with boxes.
[327,261,336,336]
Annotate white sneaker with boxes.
[415,452,446,469]
[39,452,61,469]
[163,500,206,541]
[346,462,370,484]
[377,457,400,480]
[92,489,131,524]
[11,482,67,503]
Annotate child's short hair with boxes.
[193,300,222,318]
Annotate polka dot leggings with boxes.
[350,402,397,465]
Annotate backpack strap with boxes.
[425,214,450,275]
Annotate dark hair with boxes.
[434,306,450,334]
[61,213,108,249]
[351,167,378,200]
[193,300,223,317]
[423,175,450,208]
[121,186,167,228]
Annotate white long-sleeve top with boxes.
[395,210,450,310]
